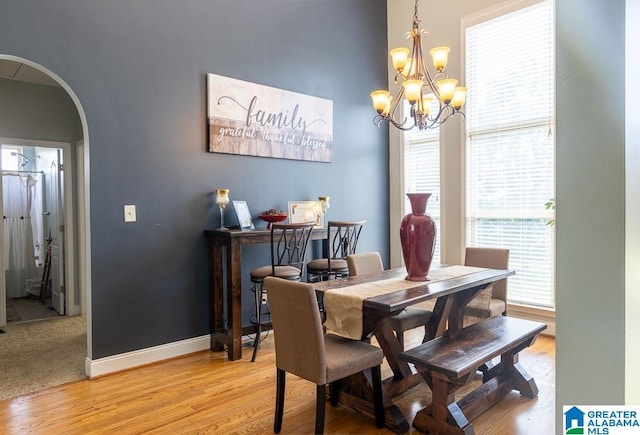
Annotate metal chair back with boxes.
[270,222,316,276]
[326,220,366,269]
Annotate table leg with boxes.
[374,321,412,379]
[227,238,243,361]
[333,372,410,434]
[210,240,225,352]
[424,295,454,342]
[210,237,244,361]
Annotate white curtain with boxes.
[3,173,37,298]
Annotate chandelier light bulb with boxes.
[436,79,458,104]
[420,95,435,115]
[429,46,450,72]
[390,47,410,73]
[451,87,468,110]
[370,90,392,114]
[403,79,423,103]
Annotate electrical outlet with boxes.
[124,205,136,222]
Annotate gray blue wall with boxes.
[0,79,82,142]
[0,0,389,359]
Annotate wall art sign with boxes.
[207,73,333,162]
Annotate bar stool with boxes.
[249,221,315,362]
[306,220,366,283]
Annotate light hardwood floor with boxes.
[0,329,555,434]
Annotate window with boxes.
[2,146,22,171]
[464,0,555,308]
[404,126,441,264]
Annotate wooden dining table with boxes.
[313,265,516,433]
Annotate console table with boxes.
[204,228,327,360]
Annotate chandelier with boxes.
[370,0,467,131]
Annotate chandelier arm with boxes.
[412,29,423,81]
[389,94,403,115]
[385,86,408,127]
[390,117,418,131]
[421,59,441,97]
[433,105,451,125]
[427,105,464,129]
[373,114,417,131]
[418,52,445,121]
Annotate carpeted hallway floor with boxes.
[0,316,87,401]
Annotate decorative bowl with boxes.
[258,213,288,229]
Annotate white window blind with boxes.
[404,126,440,264]
[465,0,555,308]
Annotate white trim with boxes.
[75,140,86,315]
[86,335,212,378]
[0,53,92,361]
[0,137,74,321]
[508,303,556,336]
[461,0,546,28]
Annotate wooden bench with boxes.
[400,315,547,435]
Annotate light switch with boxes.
[124,205,136,222]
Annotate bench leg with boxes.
[412,350,541,435]
[499,350,539,398]
[413,373,474,435]
[413,405,474,435]
[511,362,538,398]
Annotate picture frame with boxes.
[207,73,333,163]
[288,201,323,228]
[233,200,255,231]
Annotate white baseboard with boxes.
[82,308,555,379]
[86,334,211,378]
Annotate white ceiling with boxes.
[0,59,60,87]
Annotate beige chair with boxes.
[346,252,432,350]
[306,220,366,283]
[265,276,385,434]
[249,222,315,362]
[463,247,510,326]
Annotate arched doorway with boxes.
[0,55,92,374]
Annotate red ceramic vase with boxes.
[400,193,436,281]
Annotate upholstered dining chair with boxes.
[346,251,432,350]
[306,220,366,283]
[463,247,510,326]
[264,276,385,434]
[249,221,315,362]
